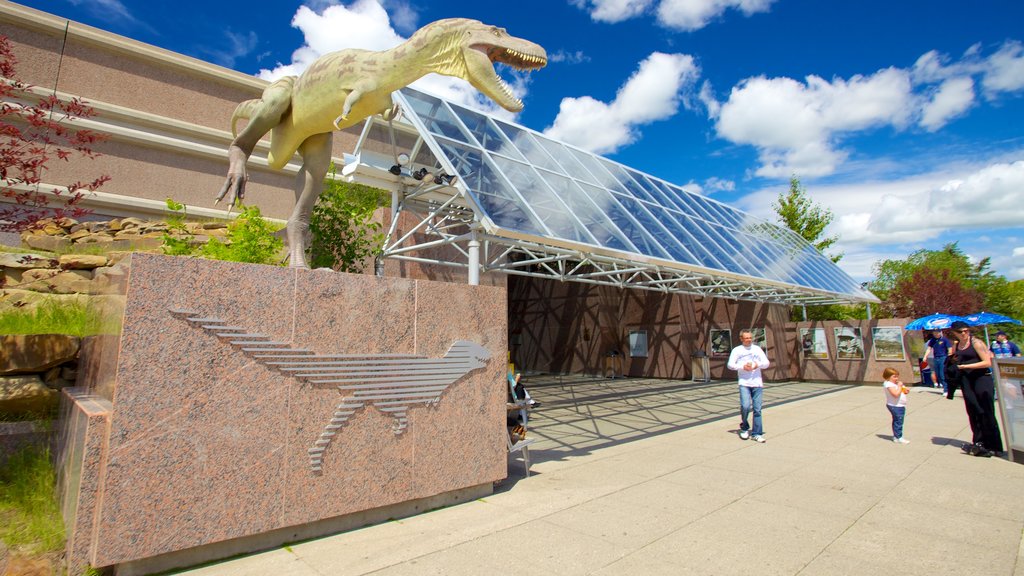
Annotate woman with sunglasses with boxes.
[949,321,1003,457]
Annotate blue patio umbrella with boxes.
[905,313,964,331]
[962,311,1022,326]
[962,311,1022,344]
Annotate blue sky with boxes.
[20,0,1024,283]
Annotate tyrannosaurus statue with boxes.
[216,18,547,267]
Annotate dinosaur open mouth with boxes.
[469,44,547,111]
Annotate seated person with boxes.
[507,372,539,439]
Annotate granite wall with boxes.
[58,253,507,573]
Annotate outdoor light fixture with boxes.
[412,167,429,180]
[389,153,411,176]
[433,172,456,186]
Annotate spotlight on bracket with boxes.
[412,167,429,181]
[389,153,411,176]
[433,172,456,186]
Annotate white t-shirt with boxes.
[883,381,907,407]
[727,344,770,387]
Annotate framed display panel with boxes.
[872,326,906,361]
[834,327,864,360]
[629,330,648,358]
[993,359,1024,463]
[750,328,767,354]
[800,328,829,359]
[710,329,732,357]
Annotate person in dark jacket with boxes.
[949,321,1003,457]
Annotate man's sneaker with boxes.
[739,430,750,440]
[752,435,766,443]
[893,437,910,444]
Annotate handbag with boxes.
[944,353,960,382]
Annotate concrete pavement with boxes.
[174,377,1024,575]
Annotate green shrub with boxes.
[308,166,389,273]
[0,445,65,553]
[198,204,284,265]
[161,198,194,256]
[159,200,285,265]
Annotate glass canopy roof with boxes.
[343,86,877,305]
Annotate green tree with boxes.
[772,175,842,263]
[772,175,857,320]
[308,165,390,273]
[867,243,1021,338]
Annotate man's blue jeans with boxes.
[933,357,947,393]
[887,404,906,439]
[739,385,763,436]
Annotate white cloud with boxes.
[550,50,591,64]
[733,158,1024,280]
[570,0,654,23]
[739,159,1024,247]
[656,0,775,31]
[982,40,1024,96]
[571,0,775,30]
[703,176,735,193]
[544,52,699,154]
[712,40,1024,178]
[919,77,975,131]
[253,0,528,116]
[67,0,157,34]
[714,70,914,177]
[203,29,258,68]
[258,1,404,80]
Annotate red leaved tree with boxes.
[882,267,984,318]
[0,35,109,232]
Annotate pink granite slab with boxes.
[57,388,112,576]
[411,281,508,492]
[63,253,507,568]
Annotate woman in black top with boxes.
[950,321,1003,457]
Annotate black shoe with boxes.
[962,443,975,453]
[968,443,994,457]
[529,401,541,408]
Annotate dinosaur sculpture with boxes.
[171,309,491,472]
[216,18,547,267]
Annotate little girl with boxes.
[883,367,910,444]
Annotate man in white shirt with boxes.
[727,329,771,443]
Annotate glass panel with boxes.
[491,157,593,243]
[684,223,743,274]
[495,123,562,171]
[475,194,546,236]
[401,89,473,143]
[661,185,703,219]
[626,169,667,205]
[659,211,727,271]
[573,182,640,253]
[563,150,621,191]
[534,138,602,185]
[576,184,668,257]
[710,201,743,228]
[451,106,526,160]
[610,195,695,263]
[436,138,516,200]
[710,223,767,276]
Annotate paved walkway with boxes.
[176,377,1024,576]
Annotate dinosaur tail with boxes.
[230,99,262,137]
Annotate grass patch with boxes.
[0,298,120,336]
[0,444,65,554]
